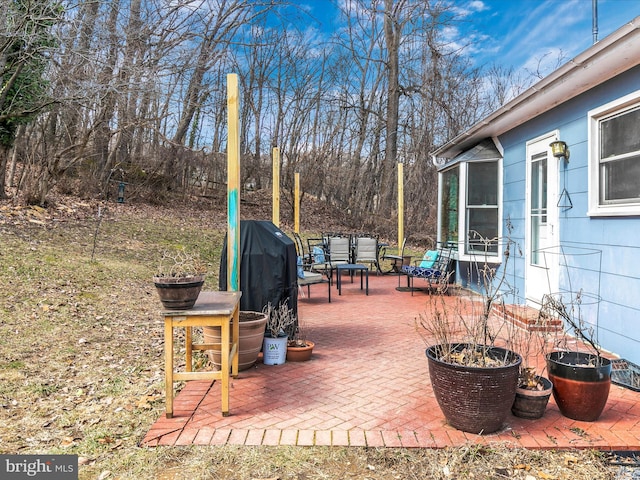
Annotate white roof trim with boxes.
[433,16,640,160]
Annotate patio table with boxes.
[336,263,369,295]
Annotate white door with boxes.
[525,133,559,306]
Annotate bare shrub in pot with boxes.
[417,231,522,434]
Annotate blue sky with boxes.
[456,0,640,75]
[307,0,640,77]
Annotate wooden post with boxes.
[294,172,300,233]
[272,147,280,227]
[227,74,240,292]
[398,161,404,248]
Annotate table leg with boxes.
[221,315,230,416]
[231,306,239,377]
[164,320,174,418]
[185,326,192,372]
[365,269,369,295]
[337,268,342,295]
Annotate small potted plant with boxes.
[286,318,314,362]
[508,306,555,419]
[153,248,206,310]
[262,302,297,365]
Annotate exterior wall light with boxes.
[550,140,570,163]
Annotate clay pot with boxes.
[203,311,268,371]
[286,340,315,362]
[426,343,521,434]
[546,351,611,421]
[511,376,553,419]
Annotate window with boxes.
[589,90,640,216]
[466,161,499,255]
[438,140,502,261]
[440,166,459,246]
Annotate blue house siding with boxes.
[492,64,640,362]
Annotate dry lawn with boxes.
[0,196,624,479]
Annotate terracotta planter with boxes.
[153,275,204,310]
[203,311,268,371]
[512,376,553,419]
[287,341,315,362]
[426,343,521,434]
[546,351,611,421]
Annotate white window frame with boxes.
[588,89,640,216]
[438,157,503,264]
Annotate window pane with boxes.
[531,157,547,222]
[601,107,640,159]
[467,162,498,205]
[467,208,498,254]
[440,167,459,245]
[600,154,640,203]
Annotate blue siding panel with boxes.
[489,64,640,363]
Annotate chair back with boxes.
[355,236,378,263]
[399,237,407,256]
[328,236,351,263]
[292,232,305,258]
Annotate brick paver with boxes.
[141,274,640,450]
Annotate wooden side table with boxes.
[162,291,241,418]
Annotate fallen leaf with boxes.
[538,472,556,479]
[564,454,579,465]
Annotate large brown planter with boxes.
[546,351,611,421]
[512,376,553,419]
[153,275,204,310]
[426,344,522,434]
[203,311,268,371]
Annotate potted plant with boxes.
[508,307,554,420]
[203,310,268,371]
[417,235,522,434]
[542,292,612,422]
[153,248,206,310]
[262,302,297,365]
[286,318,314,362]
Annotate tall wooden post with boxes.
[227,74,240,292]
[272,147,280,227]
[294,172,300,234]
[398,161,404,248]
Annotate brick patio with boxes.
[141,273,640,450]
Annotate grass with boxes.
[0,199,618,479]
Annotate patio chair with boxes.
[293,232,310,265]
[379,238,410,285]
[308,237,331,276]
[401,243,454,295]
[354,235,378,273]
[295,238,331,302]
[323,235,351,285]
[297,269,331,302]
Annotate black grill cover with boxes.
[219,220,298,319]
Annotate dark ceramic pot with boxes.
[546,351,611,422]
[426,344,522,434]
[512,376,553,419]
[153,275,204,310]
